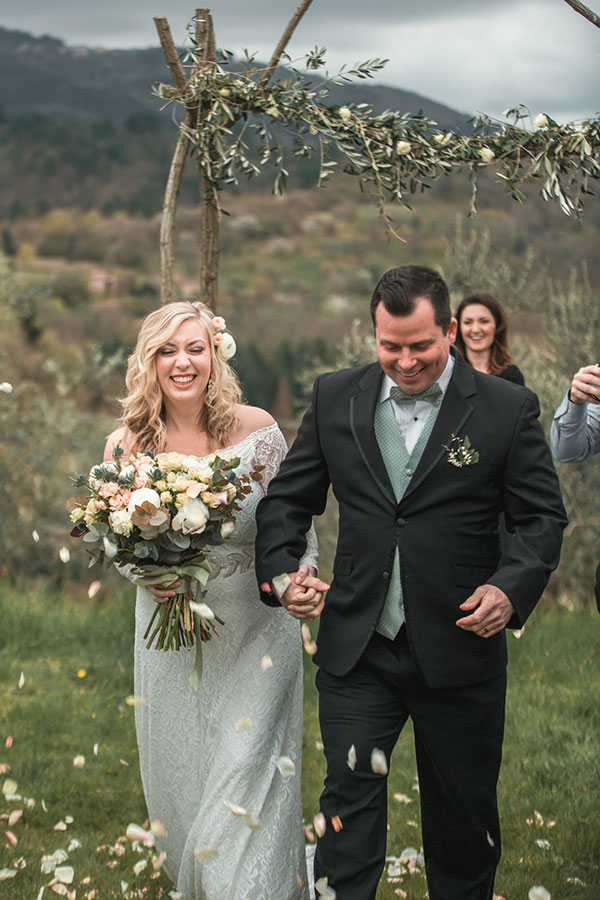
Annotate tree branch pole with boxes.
[195,10,220,311]
[562,0,600,28]
[155,15,200,304]
[256,0,316,93]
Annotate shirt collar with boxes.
[379,353,455,403]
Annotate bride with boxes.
[104,301,326,899]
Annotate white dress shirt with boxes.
[379,354,455,453]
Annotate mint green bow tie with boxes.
[390,383,442,406]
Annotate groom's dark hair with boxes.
[370,265,451,332]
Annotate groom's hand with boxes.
[456,584,514,638]
[280,564,330,621]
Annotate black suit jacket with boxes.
[255,352,567,688]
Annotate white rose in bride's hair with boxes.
[172,498,210,534]
[216,332,236,361]
[128,488,161,513]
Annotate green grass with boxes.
[1,584,599,899]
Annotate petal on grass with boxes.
[88,581,102,599]
[2,778,17,797]
[275,756,296,777]
[0,869,18,880]
[5,831,17,846]
[73,756,85,768]
[393,793,412,804]
[32,530,40,543]
[54,867,75,885]
[133,860,148,876]
[529,888,551,900]
[125,696,146,707]
[18,672,25,690]
[8,809,22,826]
[54,821,68,831]
[59,547,71,564]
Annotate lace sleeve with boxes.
[254,424,319,571]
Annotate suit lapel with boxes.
[350,364,396,507]
[401,353,477,503]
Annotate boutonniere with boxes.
[443,434,480,468]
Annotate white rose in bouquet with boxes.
[109,509,134,536]
[172,498,210,534]
[128,488,161,512]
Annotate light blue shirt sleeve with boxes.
[550,390,600,462]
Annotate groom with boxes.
[255,265,566,900]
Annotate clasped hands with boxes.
[279,564,330,621]
[456,584,514,638]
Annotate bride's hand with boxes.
[148,581,181,603]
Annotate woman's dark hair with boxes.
[454,293,514,375]
[370,265,451,332]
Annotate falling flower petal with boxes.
[2,778,17,797]
[73,755,85,768]
[313,812,326,838]
[18,671,25,690]
[88,581,102,599]
[32,530,40,542]
[347,744,356,771]
[242,812,263,830]
[0,869,17,880]
[261,655,273,672]
[59,547,71,564]
[528,888,551,900]
[370,748,388,775]
[304,824,315,842]
[8,810,22,826]
[133,860,148,876]
[512,628,524,639]
[223,801,247,817]
[331,816,343,832]
[234,717,252,732]
[194,848,219,862]
[315,740,324,751]
[151,819,167,837]
[189,601,216,621]
[152,850,167,871]
[276,756,296,777]
[315,876,337,899]
[126,823,154,846]
[125,696,146,707]
[301,623,318,655]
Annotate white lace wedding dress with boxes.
[131,424,315,900]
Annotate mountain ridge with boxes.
[0,25,472,131]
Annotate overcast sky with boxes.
[2,0,598,121]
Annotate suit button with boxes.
[382,571,390,581]
[396,516,408,526]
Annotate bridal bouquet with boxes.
[68,446,261,685]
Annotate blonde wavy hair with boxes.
[120,300,242,452]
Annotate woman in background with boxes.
[455,292,525,385]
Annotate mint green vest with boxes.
[374,396,442,639]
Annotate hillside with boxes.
[0,25,472,129]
